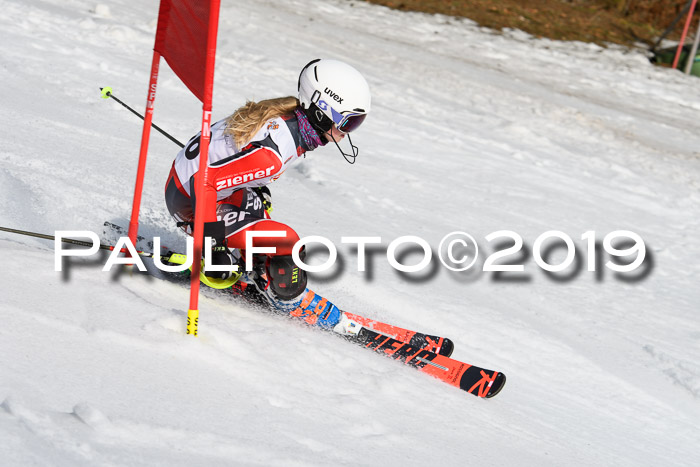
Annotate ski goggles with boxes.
[334,111,367,134]
[316,96,368,134]
[319,98,367,134]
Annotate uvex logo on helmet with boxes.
[324,87,343,104]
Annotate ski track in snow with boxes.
[1,0,700,465]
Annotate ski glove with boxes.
[204,240,238,280]
[202,220,237,280]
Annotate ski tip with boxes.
[485,372,506,399]
[439,338,454,357]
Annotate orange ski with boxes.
[355,327,506,398]
[343,311,454,357]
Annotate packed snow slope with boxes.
[1,0,699,465]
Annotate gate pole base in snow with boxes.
[187,309,199,337]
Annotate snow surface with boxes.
[1,0,699,465]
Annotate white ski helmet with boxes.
[298,59,371,135]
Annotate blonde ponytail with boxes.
[225,96,300,148]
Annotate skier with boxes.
[164,58,370,332]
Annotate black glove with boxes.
[202,221,236,280]
[204,241,237,280]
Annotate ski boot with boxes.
[243,254,360,335]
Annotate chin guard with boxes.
[331,133,359,164]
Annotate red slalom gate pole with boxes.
[673,0,698,70]
[187,109,214,337]
[128,51,161,248]
[187,0,222,337]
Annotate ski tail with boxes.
[343,311,454,357]
[355,327,506,398]
[102,221,153,251]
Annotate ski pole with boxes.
[0,225,175,260]
[100,87,185,148]
[1,225,226,287]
